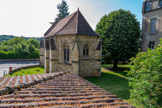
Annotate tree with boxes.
[0,37,40,59]
[128,39,162,108]
[50,0,69,24]
[27,39,39,49]
[96,9,140,69]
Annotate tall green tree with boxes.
[96,9,140,69]
[50,0,69,24]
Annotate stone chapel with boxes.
[41,9,102,77]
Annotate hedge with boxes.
[0,50,39,59]
[128,39,162,108]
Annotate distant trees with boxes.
[50,0,69,24]
[0,35,43,43]
[128,39,162,108]
[0,35,14,43]
[96,9,140,69]
[0,37,40,59]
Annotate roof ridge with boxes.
[44,12,76,37]
[55,11,78,36]
[76,8,79,35]
[44,19,60,36]
[77,10,99,36]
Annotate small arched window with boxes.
[64,44,69,62]
[83,44,89,56]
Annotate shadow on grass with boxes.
[102,64,131,77]
[108,68,129,77]
[85,72,130,100]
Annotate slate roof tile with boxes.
[44,9,99,37]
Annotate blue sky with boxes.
[0,0,143,37]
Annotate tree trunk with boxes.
[113,61,118,69]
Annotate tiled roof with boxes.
[44,9,99,37]
[0,72,67,96]
[0,73,134,108]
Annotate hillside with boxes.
[0,35,43,44]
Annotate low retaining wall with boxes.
[10,65,40,74]
[0,59,39,62]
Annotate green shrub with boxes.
[128,39,162,108]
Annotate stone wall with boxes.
[40,40,44,66]
[44,39,50,73]
[142,9,162,51]
[77,35,101,77]
[44,35,101,77]
[10,65,40,74]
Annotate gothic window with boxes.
[45,39,49,50]
[150,18,157,34]
[152,0,159,9]
[159,0,162,7]
[83,44,89,56]
[149,41,154,50]
[64,44,69,62]
[145,1,151,12]
[50,38,57,50]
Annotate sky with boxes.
[0,0,143,37]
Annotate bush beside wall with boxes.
[128,39,162,108]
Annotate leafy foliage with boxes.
[96,9,140,69]
[0,37,40,59]
[0,35,43,43]
[128,39,162,108]
[50,0,69,24]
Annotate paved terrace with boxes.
[0,72,134,108]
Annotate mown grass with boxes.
[5,67,45,77]
[85,64,131,100]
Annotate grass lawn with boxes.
[5,67,45,77]
[85,64,131,100]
